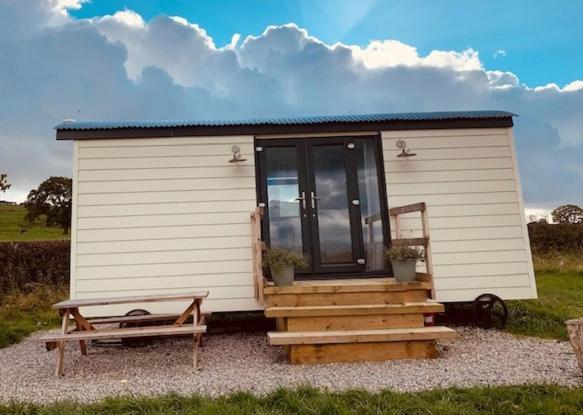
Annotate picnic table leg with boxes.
[75,320,87,356]
[55,309,69,377]
[196,300,204,347]
[70,308,90,356]
[192,301,199,369]
[56,342,65,377]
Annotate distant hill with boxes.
[0,205,69,241]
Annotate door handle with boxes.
[310,191,321,209]
[294,192,307,209]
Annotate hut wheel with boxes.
[120,309,154,347]
[471,294,508,329]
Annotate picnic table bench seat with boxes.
[40,323,207,343]
[40,291,209,376]
[86,312,182,325]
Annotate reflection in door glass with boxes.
[313,145,353,264]
[356,140,384,271]
[265,147,303,253]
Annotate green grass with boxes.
[0,385,582,414]
[0,287,66,348]
[0,205,68,241]
[505,254,583,340]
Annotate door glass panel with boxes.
[312,145,354,264]
[264,147,303,253]
[355,140,385,271]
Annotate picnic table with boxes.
[40,291,209,376]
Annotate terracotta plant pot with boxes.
[271,264,295,287]
[391,260,417,282]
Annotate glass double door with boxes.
[257,136,387,277]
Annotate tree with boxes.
[0,173,10,193]
[25,176,72,234]
[551,204,583,225]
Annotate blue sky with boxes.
[71,0,583,87]
[0,0,581,211]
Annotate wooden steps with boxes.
[268,326,457,345]
[264,278,457,364]
[266,302,444,331]
[264,278,432,295]
[287,340,438,364]
[265,302,444,318]
[264,278,431,307]
[268,327,457,364]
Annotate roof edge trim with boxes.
[56,111,515,140]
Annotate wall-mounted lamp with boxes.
[396,139,417,158]
[228,144,247,163]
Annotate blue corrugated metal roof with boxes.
[55,110,515,130]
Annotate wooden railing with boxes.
[365,202,435,298]
[250,207,266,304]
[253,202,435,303]
[389,202,435,298]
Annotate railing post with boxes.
[420,205,435,299]
[251,208,265,305]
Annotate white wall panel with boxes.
[383,127,536,301]
[72,136,260,313]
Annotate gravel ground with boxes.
[0,328,580,404]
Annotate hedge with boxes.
[0,224,580,295]
[527,223,583,255]
[0,240,70,295]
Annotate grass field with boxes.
[0,287,66,348]
[0,205,68,241]
[1,385,582,414]
[506,254,583,340]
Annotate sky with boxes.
[0,0,582,213]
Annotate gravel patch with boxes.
[0,328,580,404]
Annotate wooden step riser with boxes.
[265,290,429,307]
[263,280,432,295]
[281,313,425,332]
[288,340,437,364]
[265,303,444,318]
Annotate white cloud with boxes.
[44,0,86,26]
[94,11,243,91]
[0,3,581,207]
[487,70,519,89]
[106,9,145,28]
[533,80,583,93]
[563,80,583,92]
[493,49,507,58]
[227,33,241,50]
[343,40,482,71]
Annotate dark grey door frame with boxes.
[255,135,391,279]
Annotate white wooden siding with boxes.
[69,126,536,314]
[382,127,537,302]
[72,136,260,315]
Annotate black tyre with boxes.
[471,293,508,329]
[120,309,154,347]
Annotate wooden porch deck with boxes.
[264,277,432,293]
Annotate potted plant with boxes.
[263,247,307,287]
[384,246,424,282]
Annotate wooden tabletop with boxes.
[52,291,209,309]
